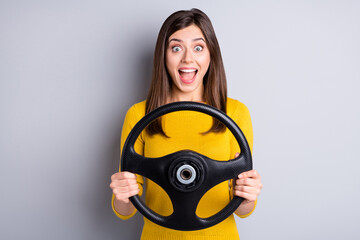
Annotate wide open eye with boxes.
[172,46,182,52]
[194,45,203,51]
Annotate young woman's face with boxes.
[166,24,210,101]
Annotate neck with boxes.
[168,86,205,103]
[169,95,204,103]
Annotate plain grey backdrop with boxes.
[1,0,359,239]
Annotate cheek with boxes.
[198,53,210,69]
[199,59,210,75]
[166,54,178,72]
[165,59,178,82]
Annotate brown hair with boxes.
[146,8,227,135]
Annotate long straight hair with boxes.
[146,8,227,135]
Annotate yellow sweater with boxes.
[112,98,256,239]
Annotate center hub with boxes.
[168,151,205,192]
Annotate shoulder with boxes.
[124,100,146,126]
[226,97,251,117]
[128,100,146,115]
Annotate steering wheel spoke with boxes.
[164,189,208,230]
[204,153,252,188]
[123,150,178,190]
[170,191,201,219]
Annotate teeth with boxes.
[179,69,197,73]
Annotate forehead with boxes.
[168,25,205,41]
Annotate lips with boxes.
[178,68,197,84]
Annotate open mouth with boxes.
[178,68,198,83]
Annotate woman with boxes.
[110,8,263,239]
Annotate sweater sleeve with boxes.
[229,99,253,155]
[111,102,145,220]
[228,99,257,218]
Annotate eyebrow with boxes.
[169,37,206,43]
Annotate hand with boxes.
[233,153,263,203]
[110,171,140,204]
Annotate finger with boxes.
[111,171,137,181]
[111,172,137,181]
[121,171,137,179]
[115,188,140,203]
[111,172,127,181]
[116,183,140,193]
[235,177,256,187]
[234,185,257,194]
[110,178,138,189]
[128,188,140,197]
[238,170,260,180]
[234,152,240,158]
[234,185,261,196]
[113,183,138,192]
[233,190,257,202]
[114,185,140,197]
[118,178,138,187]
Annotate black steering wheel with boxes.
[121,101,252,231]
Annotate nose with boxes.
[181,48,193,63]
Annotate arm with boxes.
[228,99,262,217]
[110,102,145,219]
[110,171,140,217]
[233,169,262,217]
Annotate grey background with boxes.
[1,0,359,239]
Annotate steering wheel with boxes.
[121,101,252,231]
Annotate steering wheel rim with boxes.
[121,101,252,231]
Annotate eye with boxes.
[194,45,203,51]
[172,46,182,52]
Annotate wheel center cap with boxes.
[176,164,196,184]
[168,151,205,192]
